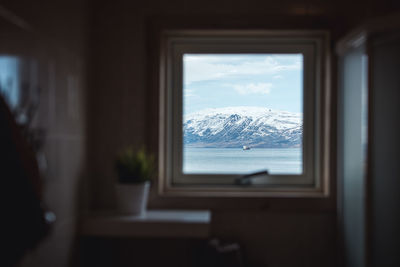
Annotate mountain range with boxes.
[183,106,303,148]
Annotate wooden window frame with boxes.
[158,30,331,197]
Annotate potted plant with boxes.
[114,147,155,215]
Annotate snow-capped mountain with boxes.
[184,106,303,148]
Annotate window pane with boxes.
[0,56,21,109]
[182,54,303,175]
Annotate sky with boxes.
[183,54,303,115]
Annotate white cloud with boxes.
[183,54,302,85]
[234,83,272,95]
[184,89,197,97]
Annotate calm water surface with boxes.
[183,147,302,174]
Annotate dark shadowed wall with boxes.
[85,1,400,266]
[1,0,399,266]
[1,1,88,266]
[86,1,344,267]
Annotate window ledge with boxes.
[80,210,211,239]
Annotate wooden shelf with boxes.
[80,210,211,239]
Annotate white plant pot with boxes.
[115,181,150,215]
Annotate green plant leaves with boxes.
[115,147,155,184]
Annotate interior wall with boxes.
[337,44,367,267]
[87,0,400,209]
[86,1,343,266]
[87,0,344,207]
[1,0,399,267]
[370,32,400,267]
[0,1,88,267]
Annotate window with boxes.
[159,30,330,197]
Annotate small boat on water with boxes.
[243,145,251,150]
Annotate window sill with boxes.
[159,183,329,198]
[80,210,211,239]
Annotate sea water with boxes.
[183,147,302,174]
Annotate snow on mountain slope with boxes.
[184,106,303,148]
